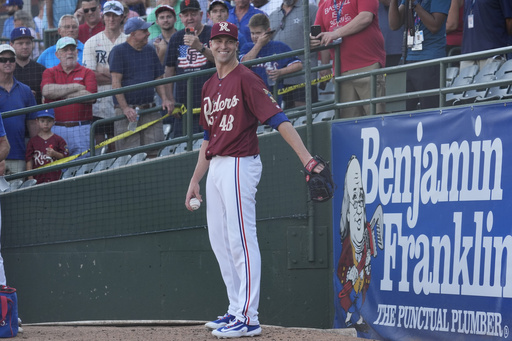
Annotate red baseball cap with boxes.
[155,4,176,17]
[210,21,238,40]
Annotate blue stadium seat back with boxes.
[174,143,187,154]
[445,67,459,87]
[313,111,335,123]
[60,165,82,179]
[19,179,37,189]
[158,144,177,157]
[193,139,204,150]
[74,162,99,176]
[454,73,496,105]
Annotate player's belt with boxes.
[54,120,92,127]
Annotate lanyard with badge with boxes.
[333,0,346,26]
[406,0,424,51]
[467,0,475,28]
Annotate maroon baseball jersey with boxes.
[200,64,282,159]
[25,134,69,183]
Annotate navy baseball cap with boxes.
[124,17,153,35]
[209,0,228,12]
[10,27,33,42]
[3,0,23,9]
[180,0,201,13]
[36,109,55,119]
[210,22,238,40]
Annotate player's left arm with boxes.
[277,121,322,170]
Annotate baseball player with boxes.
[185,21,323,338]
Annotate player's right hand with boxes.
[185,182,202,211]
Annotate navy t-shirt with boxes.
[109,42,164,106]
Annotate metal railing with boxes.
[3,42,512,183]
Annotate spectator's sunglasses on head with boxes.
[104,2,123,12]
[0,57,16,64]
[83,6,98,13]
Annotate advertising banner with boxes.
[332,103,511,340]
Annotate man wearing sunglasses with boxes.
[78,0,105,44]
[0,44,37,176]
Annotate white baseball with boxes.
[189,198,201,210]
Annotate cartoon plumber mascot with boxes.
[337,156,383,332]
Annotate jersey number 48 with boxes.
[219,115,234,131]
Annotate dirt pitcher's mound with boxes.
[20,321,370,341]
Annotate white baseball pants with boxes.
[206,155,262,326]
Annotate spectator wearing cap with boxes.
[149,5,178,64]
[148,0,185,40]
[78,0,105,43]
[0,44,38,176]
[207,0,229,25]
[164,0,214,138]
[227,0,265,48]
[13,10,42,60]
[83,0,127,152]
[25,109,69,183]
[108,17,173,156]
[41,37,97,157]
[10,27,46,105]
[1,0,23,39]
[37,15,85,68]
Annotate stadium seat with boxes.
[109,155,132,170]
[174,142,187,154]
[5,179,23,193]
[91,158,116,173]
[445,67,459,87]
[163,124,172,140]
[193,139,203,150]
[74,162,99,177]
[158,144,177,157]
[126,152,147,165]
[313,111,335,123]
[452,60,504,105]
[445,65,479,104]
[60,165,82,179]
[19,179,37,189]
[476,59,512,102]
[293,116,307,127]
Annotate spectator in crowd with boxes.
[34,0,45,36]
[13,10,41,60]
[83,0,127,152]
[311,0,386,118]
[149,5,177,64]
[252,0,281,16]
[0,44,38,175]
[78,0,105,43]
[148,0,184,39]
[1,0,23,39]
[10,27,46,105]
[164,0,214,137]
[228,0,265,48]
[25,109,69,184]
[109,17,173,156]
[378,0,404,67]
[389,0,449,110]
[460,0,512,70]
[207,0,229,25]
[269,0,318,109]
[41,37,97,157]
[37,15,84,68]
[120,0,146,16]
[240,14,302,103]
[46,0,79,29]
[446,0,463,56]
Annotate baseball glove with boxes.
[304,155,335,202]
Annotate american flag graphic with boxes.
[177,44,207,69]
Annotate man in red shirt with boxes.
[78,0,105,43]
[310,0,386,117]
[41,37,97,157]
